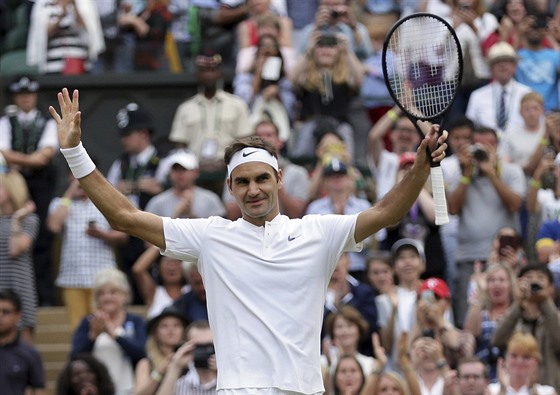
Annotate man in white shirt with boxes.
[466,42,533,136]
[50,88,448,395]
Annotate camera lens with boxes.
[530,283,542,293]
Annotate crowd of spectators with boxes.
[1,0,560,394]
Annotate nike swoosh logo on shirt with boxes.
[242,151,259,157]
[287,235,300,242]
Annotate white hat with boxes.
[168,151,199,170]
[488,42,518,64]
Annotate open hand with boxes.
[49,88,82,149]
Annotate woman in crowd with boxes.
[322,305,378,380]
[330,354,366,395]
[290,31,364,160]
[237,0,292,48]
[233,33,295,143]
[0,170,39,341]
[366,251,395,296]
[488,332,557,395]
[135,307,187,395]
[56,353,115,395]
[132,245,188,319]
[463,262,517,380]
[71,268,147,395]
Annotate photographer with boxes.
[447,126,525,326]
[156,320,217,395]
[492,263,560,392]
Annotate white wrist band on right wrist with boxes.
[60,142,96,179]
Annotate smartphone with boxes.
[88,220,96,228]
[420,290,435,304]
[498,235,520,256]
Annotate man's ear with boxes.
[227,177,232,192]
[277,168,283,190]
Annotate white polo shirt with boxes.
[162,213,362,394]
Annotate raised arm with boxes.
[49,89,165,249]
[355,123,447,242]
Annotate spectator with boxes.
[536,216,560,264]
[366,250,394,295]
[56,354,115,395]
[409,334,450,395]
[440,117,476,293]
[135,307,187,395]
[515,14,560,112]
[449,356,490,395]
[132,246,189,320]
[285,0,319,45]
[297,0,373,61]
[484,227,525,274]
[235,13,298,75]
[486,0,528,52]
[0,290,46,395]
[145,150,226,219]
[328,353,366,395]
[307,160,372,278]
[323,253,378,355]
[27,0,104,74]
[121,0,172,71]
[223,120,310,220]
[321,305,378,378]
[466,42,533,135]
[71,268,147,395]
[290,32,364,160]
[168,51,251,195]
[488,332,557,395]
[527,152,560,231]
[47,175,128,330]
[375,239,426,370]
[233,33,296,143]
[366,110,421,204]
[411,277,475,369]
[237,0,292,48]
[463,262,517,380]
[156,320,217,394]
[492,263,560,392]
[447,126,525,325]
[499,92,546,175]
[107,102,164,304]
[0,75,58,307]
[171,261,209,324]
[383,152,446,279]
[0,170,39,342]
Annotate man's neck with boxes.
[0,330,18,346]
[203,88,218,99]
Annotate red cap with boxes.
[419,277,451,299]
[399,152,416,169]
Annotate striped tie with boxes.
[497,88,507,130]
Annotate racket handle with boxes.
[430,166,449,225]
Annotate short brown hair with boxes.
[324,305,369,341]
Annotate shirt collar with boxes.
[134,145,156,166]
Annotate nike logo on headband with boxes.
[242,151,259,157]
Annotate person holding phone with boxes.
[492,263,560,392]
[156,320,217,395]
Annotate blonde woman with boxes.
[135,307,187,395]
[0,170,38,341]
[71,268,147,395]
[289,31,364,160]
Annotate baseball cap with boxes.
[169,151,199,171]
[146,306,187,334]
[195,50,223,68]
[419,277,451,299]
[116,102,153,135]
[391,238,426,262]
[323,157,348,176]
[399,152,416,169]
[8,76,40,93]
[487,42,518,65]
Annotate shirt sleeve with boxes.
[27,348,46,389]
[37,119,59,149]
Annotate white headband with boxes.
[227,148,279,177]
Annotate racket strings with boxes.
[385,16,461,119]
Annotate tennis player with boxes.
[50,88,447,395]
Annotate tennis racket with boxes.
[382,13,463,225]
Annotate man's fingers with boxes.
[73,89,79,111]
[49,106,61,122]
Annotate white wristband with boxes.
[60,142,96,179]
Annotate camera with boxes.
[173,342,184,352]
[330,10,344,18]
[88,220,96,228]
[530,283,542,293]
[193,343,215,369]
[469,143,488,161]
[422,328,436,339]
[316,34,338,47]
